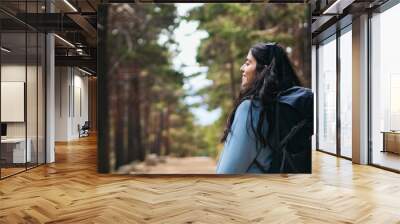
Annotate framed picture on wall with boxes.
[1,81,25,123]
[97,2,313,175]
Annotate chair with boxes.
[78,121,90,138]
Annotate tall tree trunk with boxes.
[140,74,152,157]
[154,110,164,156]
[150,111,158,154]
[142,98,151,156]
[128,66,144,162]
[164,106,171,155]
[115,68,127,169]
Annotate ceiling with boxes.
[1,0,100,74]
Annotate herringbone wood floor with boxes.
[1,135,400,223]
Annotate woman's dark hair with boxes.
[220,43,301,147]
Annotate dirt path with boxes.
[128,156,218,174]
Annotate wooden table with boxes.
[381,131,400,154]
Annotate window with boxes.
[0,1,47,179]
[339,27,352,158]
[317,35,337,154]
[370,2,400,171]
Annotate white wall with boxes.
[1,65,27,140]
[1,65,39,137]
[55,66,69,141]
[1,65,26,138]
[71,72,89,138]
[55,67,89,141]
[1,63,46,164]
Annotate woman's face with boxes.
[240,50,257,88]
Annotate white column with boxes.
[46,1,55,163]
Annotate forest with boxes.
[105,3,308,173]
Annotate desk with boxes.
[1,138,31,163]
[381,131,400,154]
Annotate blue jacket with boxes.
[216,86,313,174]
